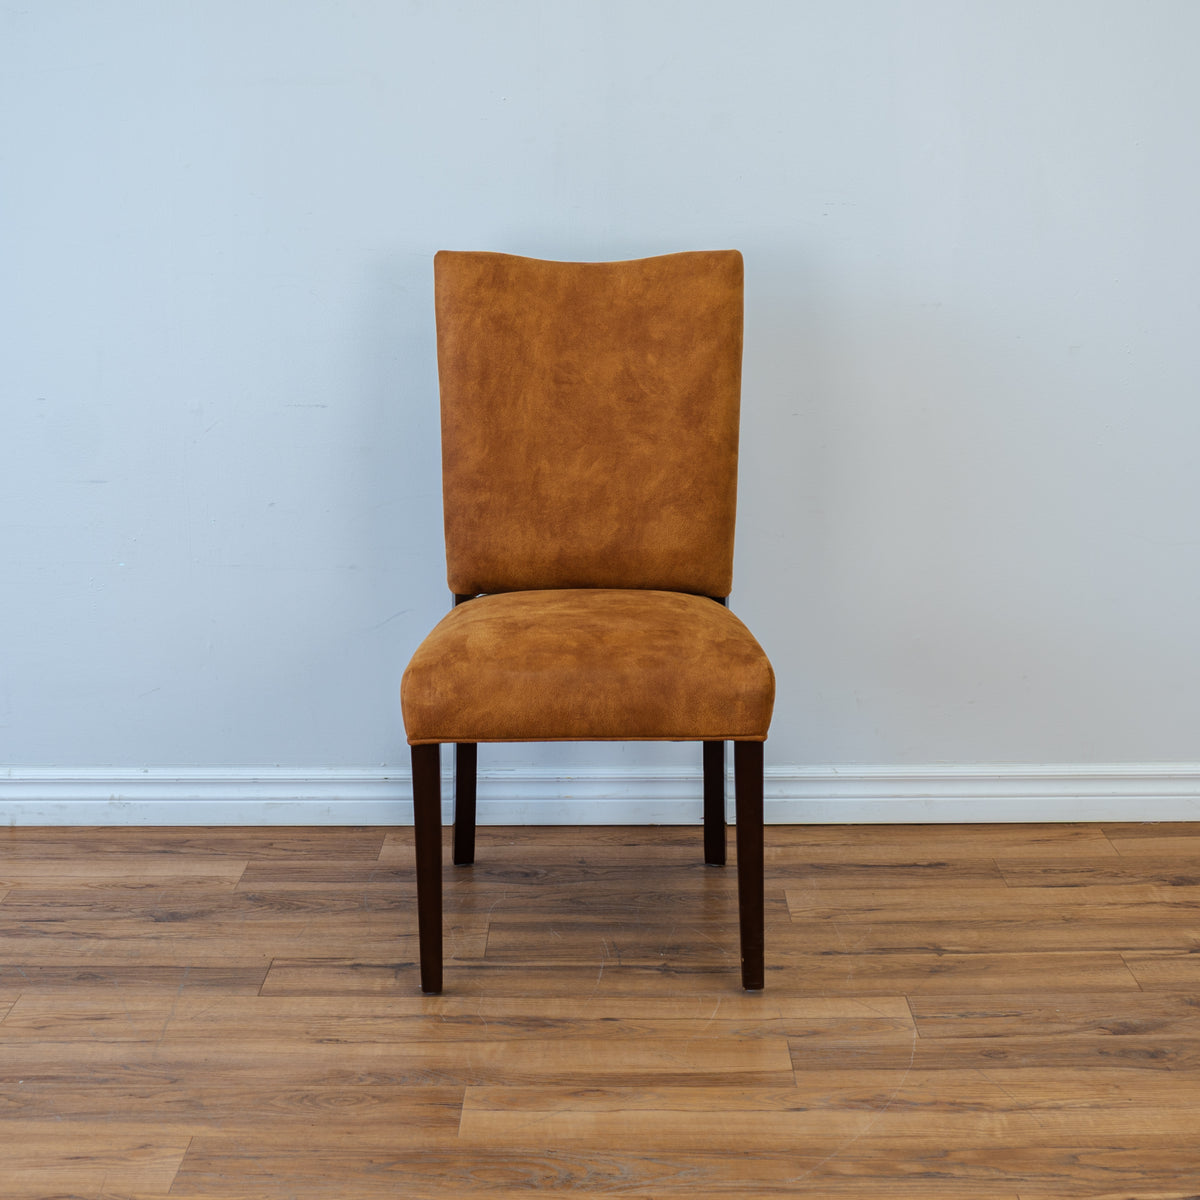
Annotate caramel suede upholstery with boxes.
[402,589,774,744]
[435,250,743,597]
[403,248,774,749]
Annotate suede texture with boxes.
[401,589,774,744]
[435,250,743,597]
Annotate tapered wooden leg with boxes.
[411,743,443,994]
[452,742,477,866]
[734,740,764,990]
[702,740,726,866]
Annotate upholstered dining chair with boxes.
[401,249,775,993]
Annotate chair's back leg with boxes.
[411,742,443,994]
[734,740,765,990]
[453,742,478,866]
[702,740,727,866]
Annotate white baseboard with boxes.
[4,763,1200,825]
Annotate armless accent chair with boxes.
[401,249,775,993]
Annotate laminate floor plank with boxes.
[458,1104,1200,1148]
[448,888,758,921]
[0,938,480,970]
[0,1037,795,1090]
[0,930,473,968]
[378,828,714,870]
[165,1140,1198,1198]
[260,956,797,997]
[165,1141,1035,1199]
[784,883,1200,952]
[1121,949,1200,988]
[774,950,1140,994]
[772,859,1011,889]
[764,824,1121,861]
[0,964,269,996]
[791,1033,1200,1072]
[1110,833,1200,856]
[465,1070,1200,1112]
[240,858,758,889]
[1100,822,1200,837]
[0,887,419,923]
[0,826,387,860]
[787,882,1200,918]
[0,888,487,966]
[479,913,775,966]
[258,990,914,1020]
[260,856,1014,893]
[781,918,1200,954]
[0,992,911,1049]
[0,1081,465,1127]
[0,1127,190,1196]
[1102,825,1200,857]
[995,857,1200,888]
[259,949,1143,997]
[907,991,1200,1039]
[0,855,248,886]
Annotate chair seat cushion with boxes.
[401,589,774,744]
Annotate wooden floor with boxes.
[2,822,1200,1198]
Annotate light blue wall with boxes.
[4,1,1200,776]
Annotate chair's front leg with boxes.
[702,740,727,866]
[411,742,443,994]
[453,742,477,866]
[734,740,765,990]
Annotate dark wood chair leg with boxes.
[411,742,443,994]
[703,740,726,866]
[734,740,765,990]
[452,742,477,866]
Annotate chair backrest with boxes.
[434,249,743,598]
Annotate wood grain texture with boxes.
[2,822,1200,1197]
[1121,949,1200,989]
